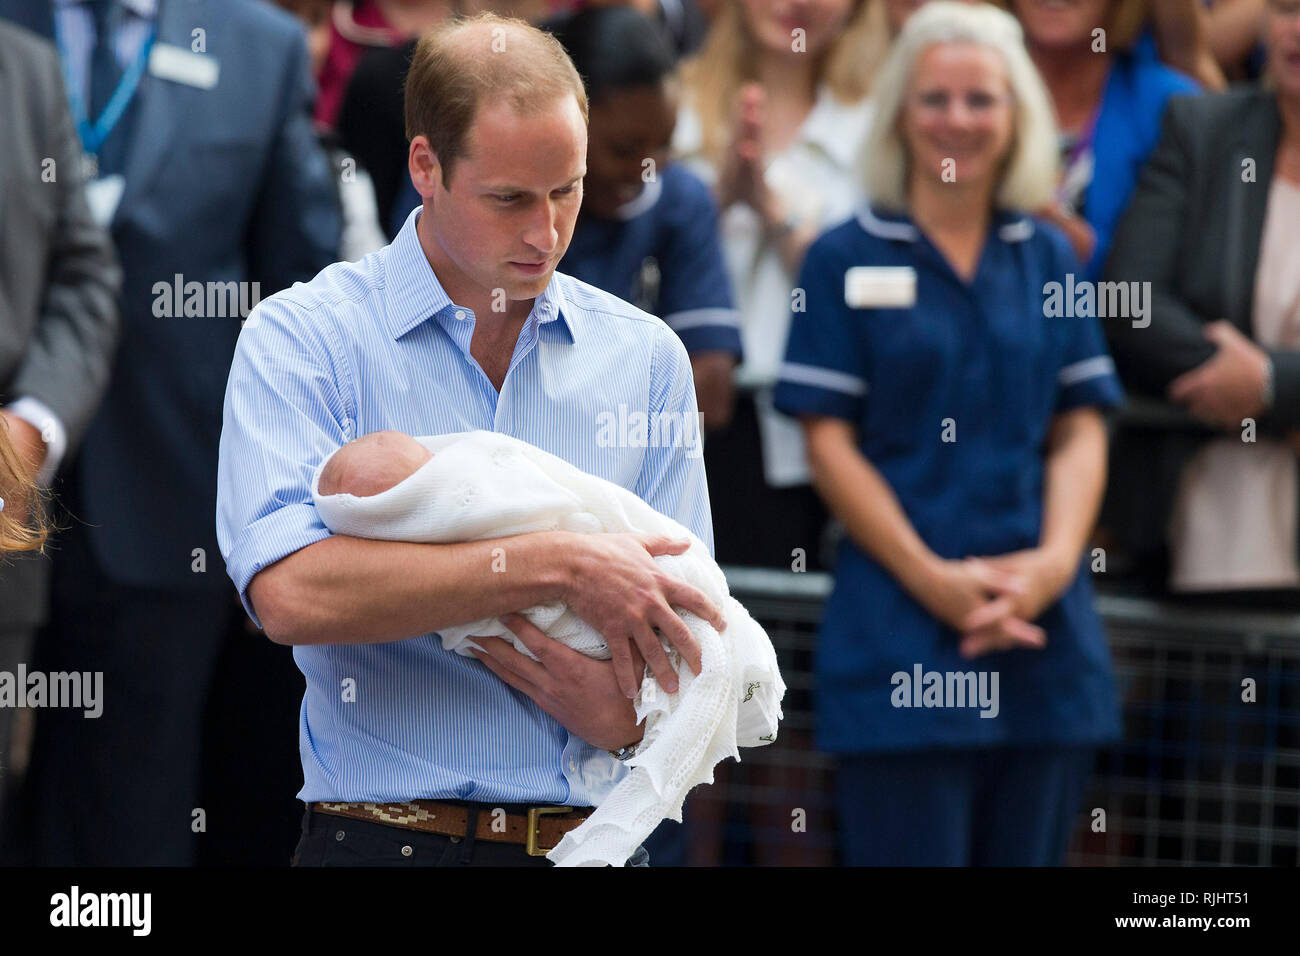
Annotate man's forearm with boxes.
[251,530,578,645]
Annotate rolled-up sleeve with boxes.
[773,236,868,423]
[635,323,715,556]
[216,294,354,628]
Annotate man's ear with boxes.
[409,136,443,198]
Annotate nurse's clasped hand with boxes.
[917,556,1048,660]
[977,547,1078,622]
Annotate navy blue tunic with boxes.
[561,163,742,358]
[774,204,1125,753]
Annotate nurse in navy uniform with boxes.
[774,3,1125,866]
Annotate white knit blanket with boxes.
[310,430,785,866]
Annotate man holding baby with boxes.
[215,13,725,867]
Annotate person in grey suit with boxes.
[0,18,120,830]
[0,0,340,864]
[1104,0,1300,604]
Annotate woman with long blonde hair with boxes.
[673,0,884,571]
[0,423,47,558]
[669,0,887,867]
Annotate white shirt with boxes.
[673,84,874,486]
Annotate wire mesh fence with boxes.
[698,567,1300,866]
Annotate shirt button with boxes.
[334,830,345,841]
[401,845,413,857]
[454,309,466,321]
[569,757,578,774]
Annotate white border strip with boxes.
[665,308,741,331]
[1059,355,1116,388]
[779,361,869,396]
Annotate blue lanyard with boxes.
[53,14,157,157]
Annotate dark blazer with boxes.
[0,20,120,630]
[1103,86,1300,570]
[0,0,341,593]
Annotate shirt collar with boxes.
[57,0,158,17]
[855,201,1036,244]
[384,205,578,344]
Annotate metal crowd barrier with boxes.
[701,566,1300,867]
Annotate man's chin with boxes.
[505,267,554,293]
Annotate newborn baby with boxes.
[317,430,433,498]
[311,429,785,867]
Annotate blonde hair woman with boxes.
[774,2,1125,865]
[673,0,883,576]
[0,424,47,557]
[668,0,886,866]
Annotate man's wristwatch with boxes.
[609,741,639,761]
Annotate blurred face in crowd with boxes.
[582,83,678,219]
[1011,0,1111,49]
[413,94,587,306]
[900,42,1016,196]
[739,0,855,58]
[1267,0,1300,99]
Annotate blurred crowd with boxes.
[0,0,1297,867]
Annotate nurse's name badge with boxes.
[845,266,917,309]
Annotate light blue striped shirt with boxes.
[216,206,713,806]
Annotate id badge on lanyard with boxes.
[53,16,157,183]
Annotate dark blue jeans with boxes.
[292,802,650,867]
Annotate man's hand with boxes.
[1168,321,1270,429]
[562,532,726,698]
[0,410,47,527]
[470,613,646,752]
[917,557,1046,659]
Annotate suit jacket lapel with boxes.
[1224,92,1280,336]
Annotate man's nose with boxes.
[522,199,559,253]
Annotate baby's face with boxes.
[318,431,434,498]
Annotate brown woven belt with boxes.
[311,800,594,856]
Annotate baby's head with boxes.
[317,430,433,498]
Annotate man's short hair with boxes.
[404,12,589,189]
